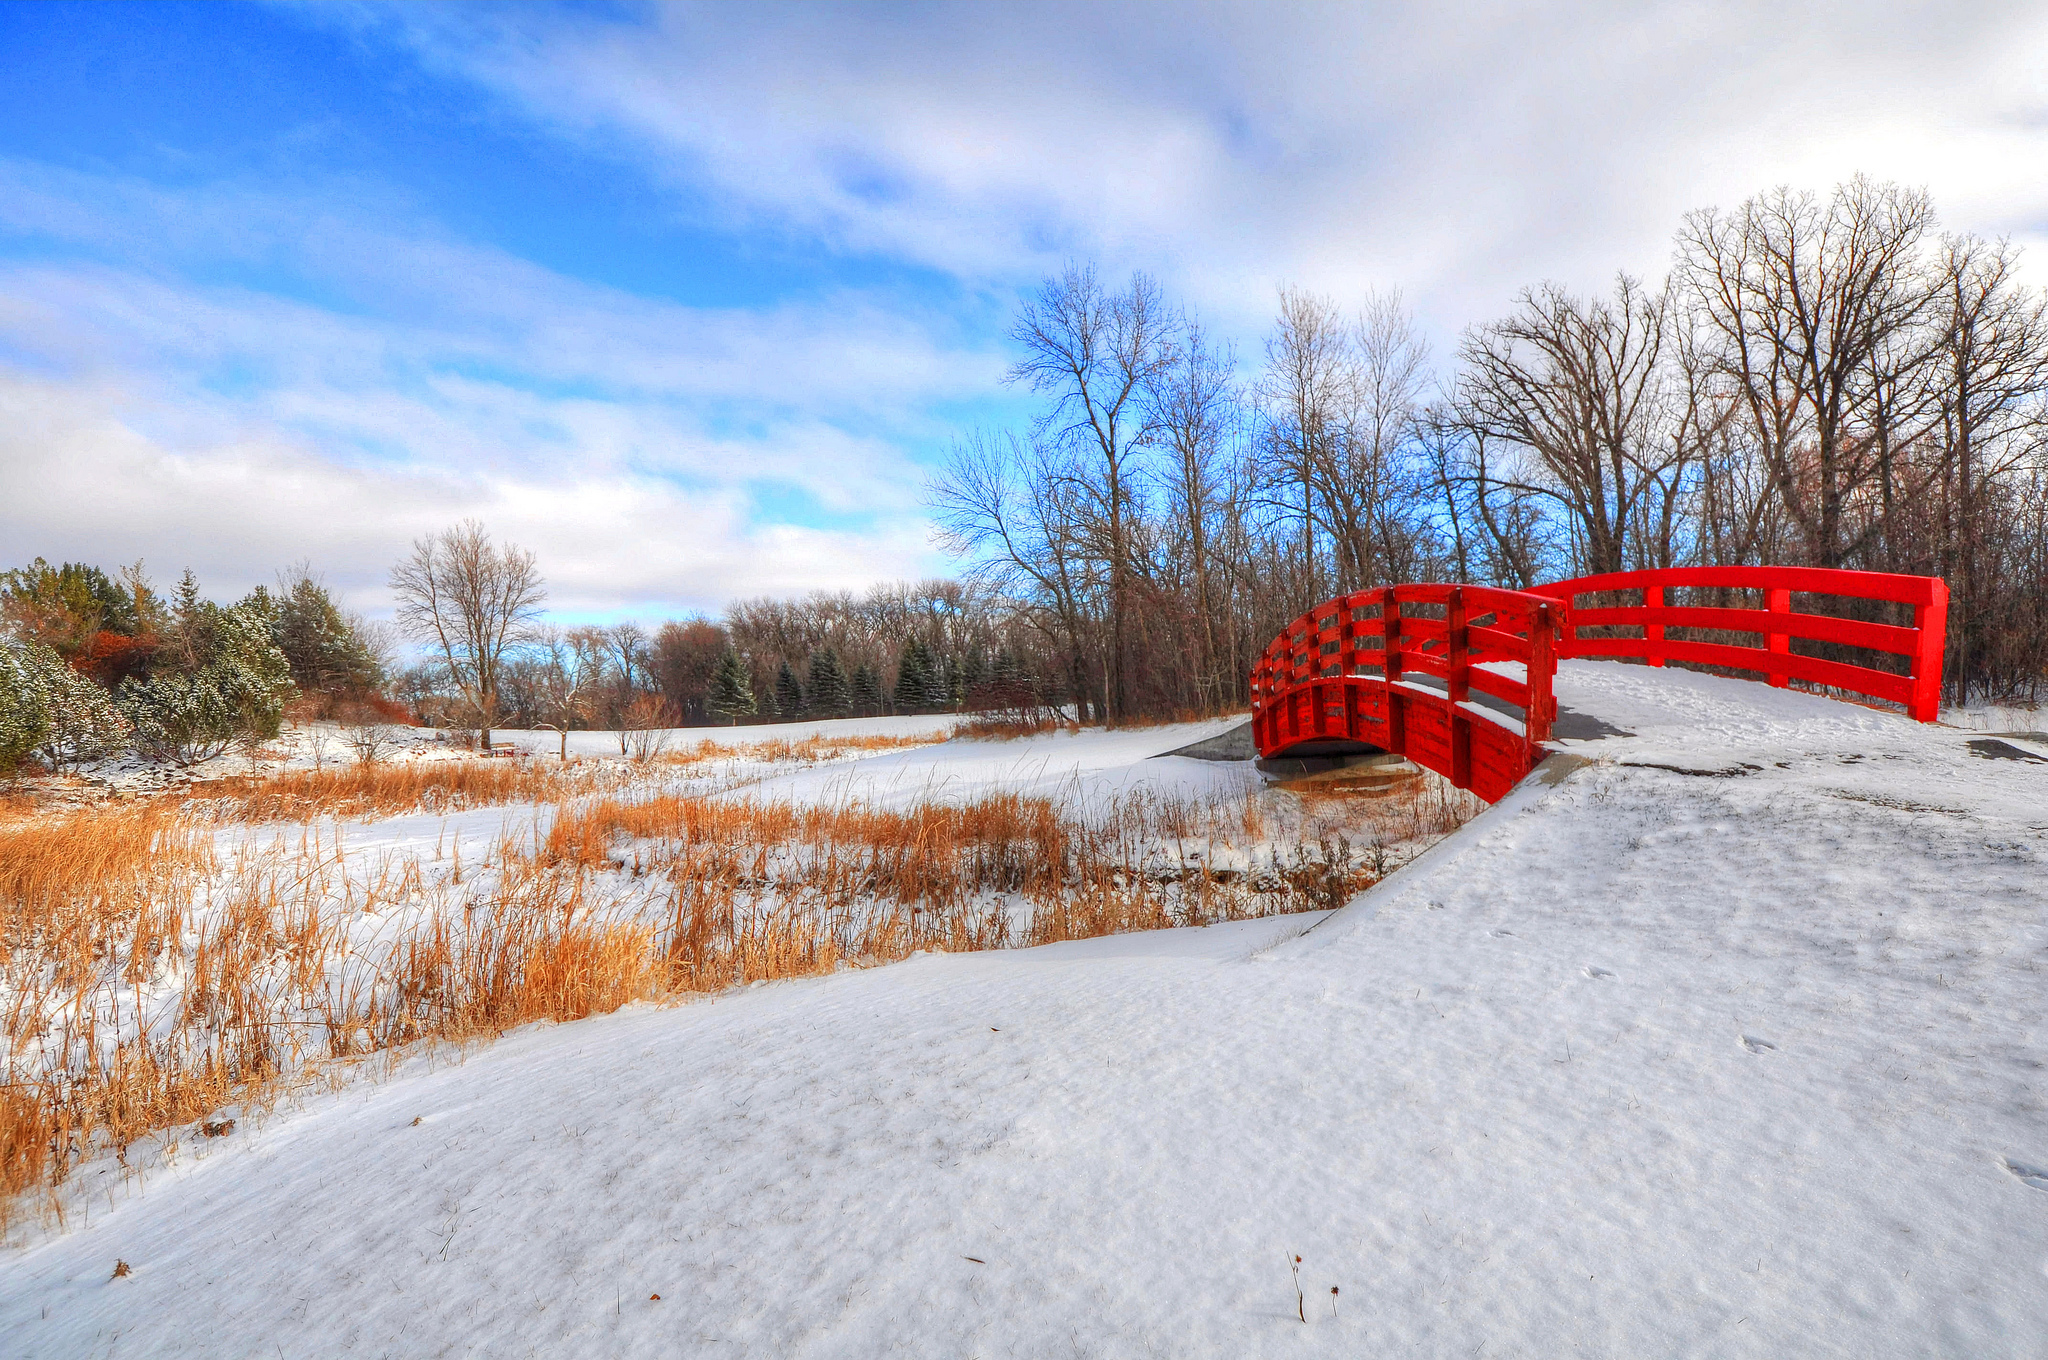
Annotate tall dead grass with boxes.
[1,767,1477,1234]
[184,760,598,822]
[657,731,948,765]
[181,733,948,823]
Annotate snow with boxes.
[491,712,971,759]
[48,712,971,799]
[734,714,1256,814]
[7,662,2048,1356]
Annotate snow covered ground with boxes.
[41,712,972,799]
[735,714,1255,814]
[6,662,2048,1356]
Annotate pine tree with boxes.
[34,646,129,768]
[927,650,957,711]
[275,570,382,700]
[807,648,850,717]
[0,642,53,772]
[118,592,295,765]
[892,637,933,714]
[774,660,804,720]
[849,662,883,716]
[708,649,757,725]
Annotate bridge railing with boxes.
[1250,566,1949,803]
[1531,566,1949,723]
[1250,584,1561,801]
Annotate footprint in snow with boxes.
[1741,1035,1776,1054]
[2004,1158,2048,1192]
[1583,966,1615,980]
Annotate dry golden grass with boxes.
[181,733,948,823]
[0,761,1478,1235]
[183,760,599,822]
[657,731,948,765]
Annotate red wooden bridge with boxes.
[1249,566,1950,803]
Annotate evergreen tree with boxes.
[119,589,295,765]
[275,570,383,699]
[708,649,757,724]
[0,559,140,660]
[807,648,850,717]
[928,650,957,711]
[991,647,1020,687]
[34,645,130,768]
[849,662,883,716]
[774,659,805,720]
[892,637,934,714]
[0,642,52,773]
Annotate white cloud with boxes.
[355,1,2048,338]
[0,166,988,617]
[0,367,939,620]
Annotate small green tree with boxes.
[34,647,130,768]
[893,637,934,714]
[850,662,883,717]
[119,588,296,765]
[274,566,383,701]
[0,642,53,773]
[807,648,850,717]
[708,649,757,725]
[774,660,805,721]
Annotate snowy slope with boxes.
[734,714,1256,813]
[493,712,971,759]
[6,663,2048,1357]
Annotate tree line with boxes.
[0,534,1069,771]
[935,175,2048,718]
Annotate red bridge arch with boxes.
[1249,566,1949,803]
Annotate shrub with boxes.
[120,600,295,765]
[0,641,130,773]
[34,647,129,768]
[0,643,52,773]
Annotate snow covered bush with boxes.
[120,597,296,765]
[0,641,53,772]
[34,644,130,768]
[0,640,130,773]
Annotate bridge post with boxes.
[1526,601,1556,765]
[1381,587,1405,756]
[1447,586,1471,790]
[1644,585,1665,667]
[1910,579,1948,723]
[1765,586,1791,688]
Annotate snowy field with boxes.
[5,664,2048,1356]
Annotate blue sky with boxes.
[3,1,2045,621]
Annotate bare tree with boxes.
[1457,275,1699,576]
[1676,177,1938,567]
[1008,265,1176,723]
[530,625,605,760]
[1345,293,1433,585]
[389,520,545,752]
[1144,321,1238,708]
[930,430,1102,719]
[1257,287,1353,603]
[1930,233,2048,697]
